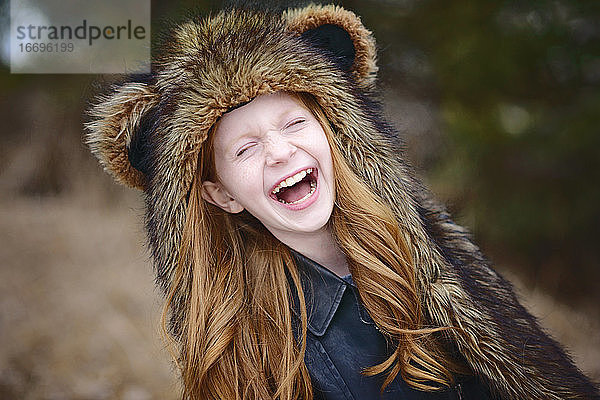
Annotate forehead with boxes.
[213,92,307,145]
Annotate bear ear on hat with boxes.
[85,80,159,191]
[284,4,378,88]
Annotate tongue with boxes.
[278,179,311,203]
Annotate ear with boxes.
[284,4,378,88]
[201,181,245,214]
[85,80,159,190]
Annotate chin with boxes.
[301,209,333,232]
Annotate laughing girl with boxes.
[85,4,598,400]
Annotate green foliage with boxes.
[355,0,600,304]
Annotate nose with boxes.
[264,132,296,166]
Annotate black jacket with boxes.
[290,251,491,400]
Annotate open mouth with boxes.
[270,168,318,205]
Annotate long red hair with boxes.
[162,92,465,399]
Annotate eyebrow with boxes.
[223,129,257,156]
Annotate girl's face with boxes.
[201,92,336,241]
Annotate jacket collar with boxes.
[289,250,348,337]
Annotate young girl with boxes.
[85,4,599,399]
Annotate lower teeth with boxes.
[278,181,316,205]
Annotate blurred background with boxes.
[1,0,598,398]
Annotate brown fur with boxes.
[86,82,157,190]
[85,4,599,399]
[284,4,378,88]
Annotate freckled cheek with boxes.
[321,156,335,196]
[302,134,324,148]
[222,165,263,199]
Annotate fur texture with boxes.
[85,4,599,399]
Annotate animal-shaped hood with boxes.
[85,4,599,399]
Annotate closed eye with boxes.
[285,118,306,129]
[236,143,256,157]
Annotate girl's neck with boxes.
[275,226,350,277]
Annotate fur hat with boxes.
[85,4,599,399]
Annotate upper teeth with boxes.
[272,168,313,194]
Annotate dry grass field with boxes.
[1,189,598,399]
[0,191,180,400]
